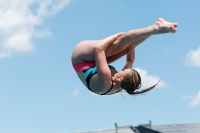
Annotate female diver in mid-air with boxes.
[71,18,178,95]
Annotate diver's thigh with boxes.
[71,40,100,64]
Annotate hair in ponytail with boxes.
[120,69,160,95]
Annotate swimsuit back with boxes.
[83,65,120,95]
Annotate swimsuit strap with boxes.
[99,81,114,95]
[105,88,122,95]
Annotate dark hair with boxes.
[120,69,141,95]
[120,69,160,95]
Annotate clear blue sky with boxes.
[0,0,200,133]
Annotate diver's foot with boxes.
[154,18,178,34]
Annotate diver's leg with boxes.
[105,18,177,57]
[106,36,149,64]
[72,18,177,64]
